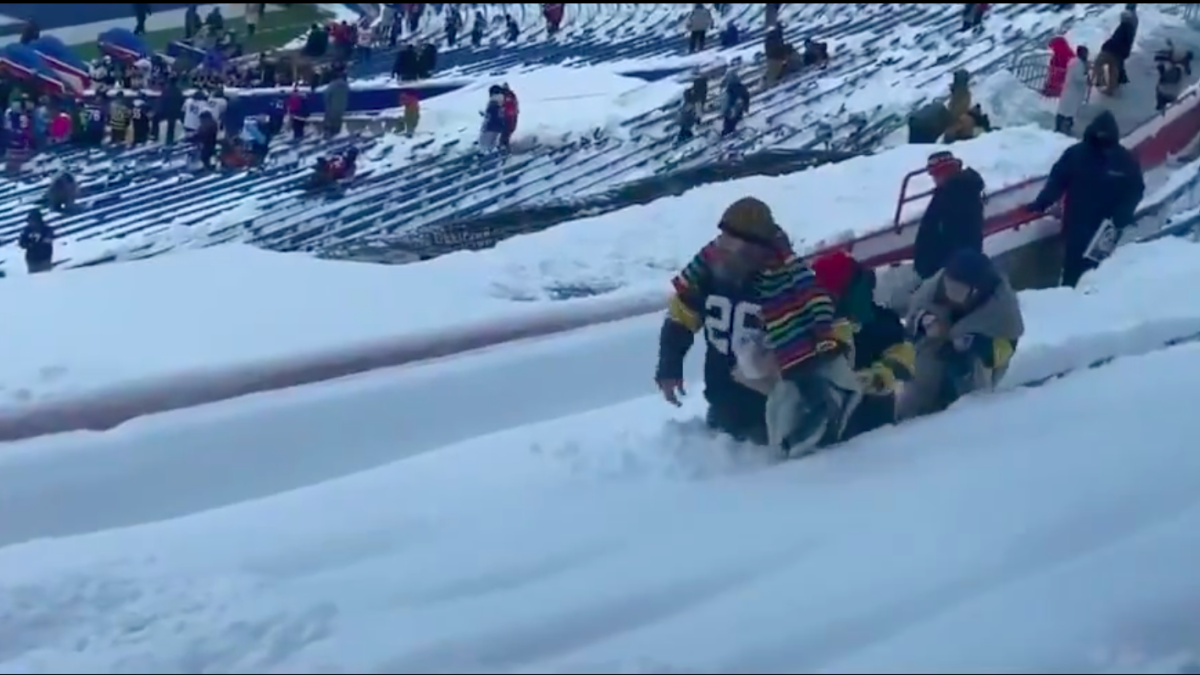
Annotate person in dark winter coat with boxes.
[19,210,53,274]
[1026,110,1144,287]
[811,251,915,441]
[1097,10,1137,94]
[913,150,986,281]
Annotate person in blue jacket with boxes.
[478,85,507,152]
[19,209,53,274]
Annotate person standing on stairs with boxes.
[1025,111,1144,288]
[687,4,713,53]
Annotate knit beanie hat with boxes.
[719,197,788,249]
[811,250,860,297]
[926,150,962,181]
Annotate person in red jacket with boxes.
[1043,35,1075,97]
[500,84,519,149]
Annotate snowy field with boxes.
[3,236,1200,672]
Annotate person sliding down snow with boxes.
[309,146,359,189]
[654,197,859,457]
[810,251,915,441]
[897,248,1024,420]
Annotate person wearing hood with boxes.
[811,251,915,440]
[913,150,986,282]
[655,197,859,457]
[1043,35,1075,97]
[19,210,54,274]
[1026,110,1144,287]
[899,248,1024,419]
[720,69,751,136]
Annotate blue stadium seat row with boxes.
[0,3,1112,271]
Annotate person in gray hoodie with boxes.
[898,248,1024,419]
[323,72,349,136]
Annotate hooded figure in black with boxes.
[913,150,986,281]
[1027,110,1144,287]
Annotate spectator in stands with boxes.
[134,3,151,35]
[1044,36,1075,98]
[19,20,39,45]
[1096,10,1136,96]
[480,86,507,152]
[689,75,708,111]
[1056,45,1089,135]
[1155,44,1193,111]
[687,4,713,53]
[400,90,420,137]
[45,172,77,213]
[108,92,131,145]
[677,90,701,143]
[544,4,565,36]
[1026,111,1144,287]
[802,38,829,69]
[765,3,782,27]
[189,111,219,169]
[500,84,519,149]
[505,14,520,42]
[185,6,202,39]
[394,43,417,81]
[245,2,262,37]
[416,40,438,79]
[405,4,424,34]
[720,70,751,136]
[763,23,792,89]
[130,99,152,145]
[961,4,987,32]
[324,72,349,136]
[471,11,487,48]
[205,7,225,34]
[441,7,461,46]
[720,22,739,49]
[19,210,53,274]
[303,24,330,59]
[943,69,975,142]
[159,78,185,144]
[914,150,986,282]
[287,87,307,140]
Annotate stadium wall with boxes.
[6,92,1200,441]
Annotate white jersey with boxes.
[210,96,228,123]
[183,99,208,132]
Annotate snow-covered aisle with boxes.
[4,237,1200,672]
[2,328,1199,674]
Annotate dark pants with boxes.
[843,393,896,441]
[706,387,768,445]
[26,257,52,274]
[1054,114,1074,135]
[1061,240,1098,287]
[688,30,706,53]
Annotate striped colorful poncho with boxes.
[669,240,851,375]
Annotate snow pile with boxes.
[4,234,1200,672]
[475,125,1073,300]
[376,66,686,146]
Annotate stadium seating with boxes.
[0,3,1116,271]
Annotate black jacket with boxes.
[19,214,53,263]
[1030,111,1144,251]
[913,167,985,279]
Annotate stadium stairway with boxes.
[0,3,1115,271]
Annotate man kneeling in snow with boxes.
[898,248,1024,419]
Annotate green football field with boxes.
[73,4,331,61]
